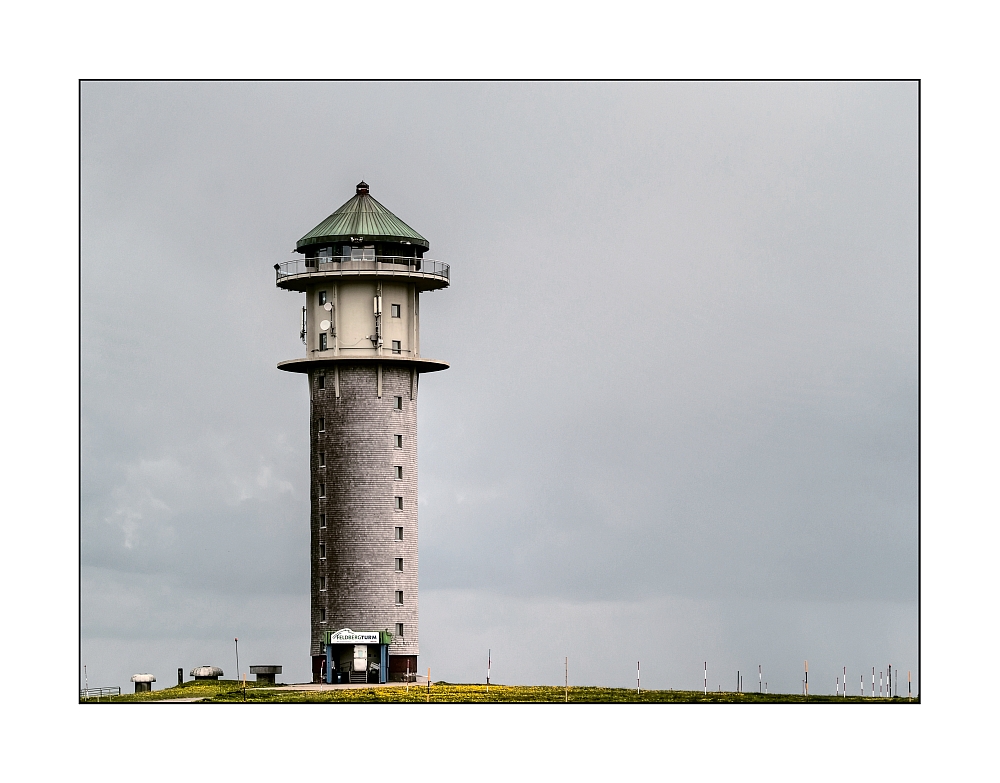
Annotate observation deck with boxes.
[275,254,450,292]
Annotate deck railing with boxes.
[276,255,449,283]
[80,686,121,700]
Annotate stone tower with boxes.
[275,182,449,683]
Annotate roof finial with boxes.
[356,181,369,195]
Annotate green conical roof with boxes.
[296,182,429,252]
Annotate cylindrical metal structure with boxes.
[276,183,449,682]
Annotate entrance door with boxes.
[353,645,367,672]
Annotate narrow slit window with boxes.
[319,453,326,467]
[391,340,401,354]
[318,291,327,305]
[318,374,325,389]
[395,590,404,605]
[319,543,326,559]
[394,466,402,480]
[320,607,327,622]
[394,434,403,448]
[395,623,404,637]
[319,333,328,351]
[394,396,402,410]
[394,496,403,511]
[319,418,325,432]
[320,576,327,591]
[320,483,326,498]
[391,304,401,318]
[394,526,403,541]
[395,557,403,571]
[320,513,326,528]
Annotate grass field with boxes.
[83,680,917,704]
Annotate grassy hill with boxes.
[83,680,917,704]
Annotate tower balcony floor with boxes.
[277,355,449,374]
[275,256,450,292]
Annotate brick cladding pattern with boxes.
[310,364,419,659]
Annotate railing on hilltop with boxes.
[80,686,121,700]
[276,255,449,283]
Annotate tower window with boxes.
[318,374,325,390]
[320,576,327,591]
[319,543,326,559]
[320,483,326,498]
[395,623,404,637]
[391,304,401,318]
[319,453,326,467]
[320,607,327,622]
[394,526,403,540]
[319,333,328,351]
[394,465,402,480]
[392,340,401,354]
[320,513,326,528]
[394,434,402,448]
[318,291,327,306]
[395,590,404,605]
[319,418,325,432]
[395,557,403,571]
[395,496,403,511]
[394,396,403,410]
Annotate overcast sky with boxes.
[81,81,917,694]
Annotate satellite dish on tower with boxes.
[320,320,331,332]
[324,302,333,311]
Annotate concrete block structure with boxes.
[249,665,282,684]
[130,674,155,693]
[275,182,450,683]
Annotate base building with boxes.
[275,182,449,683]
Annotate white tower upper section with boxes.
[275,182,449,375]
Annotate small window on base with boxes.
[394,526,403,540]
[391,304,401,318]
[394,396,403,410]
[395,590,404,605]
[395,623,404,637]
[391,340,401,354]
[394,434,403,448]
[394,496,403,511]
[394,465,402,480]
[318,374,325,389]
[320,607,327,622]
[394,557,403,571]
[320,514,327,528]
[320,576,327,591]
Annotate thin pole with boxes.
[235,638,239,684]
[844,666,847,698]
[804,661,808,697]
[759,665,762,694]
[565,657,568,703]
[487,649,490,694]
[908,670,911,700]
[704,661,707,695]
[427,667,430,703]
[406,662,409,694]
[84,665,88,693]
[637,660,640,695]
[872,667,875,698]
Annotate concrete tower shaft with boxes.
[276,183,449,683]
